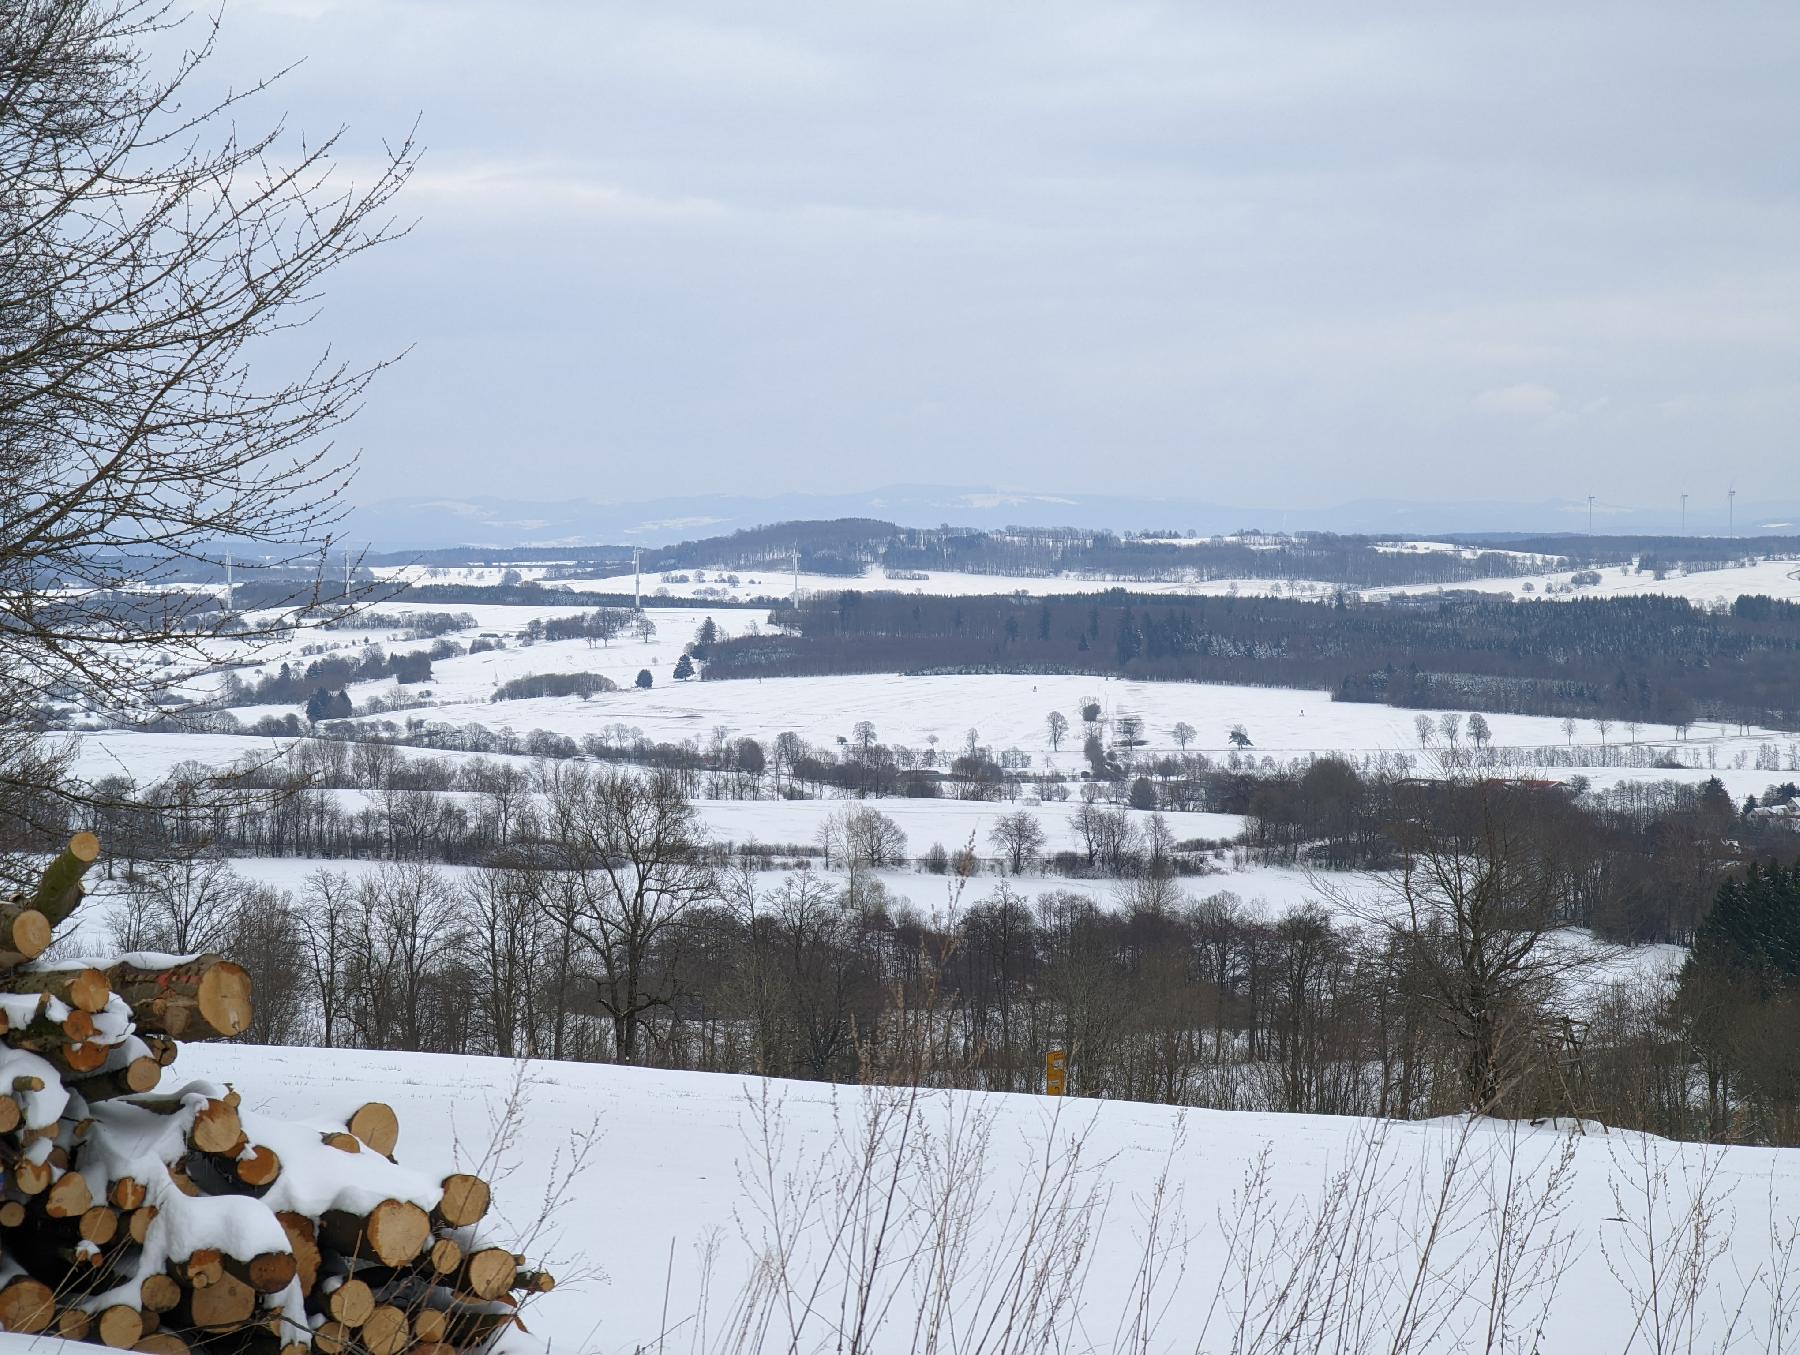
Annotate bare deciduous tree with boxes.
[0,2,415,741]
[988,810,1046,874]
[1360,782,1606,1111]
[542,766,717,1064]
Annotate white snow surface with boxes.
[521,554,1800,608]
[331,667,1783,764]
[148,1043,1800,1355]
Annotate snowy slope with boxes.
[167,1044,1800,1355]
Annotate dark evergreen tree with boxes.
[1688,862,1800,986]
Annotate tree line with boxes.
[705,590,1800,729]
[65,757,1800,1146]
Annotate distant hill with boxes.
[342,484,1800,551]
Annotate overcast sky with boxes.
[216,1,1799,515]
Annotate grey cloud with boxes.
[208,0,1800,516]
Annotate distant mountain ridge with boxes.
[343,485,1800,552]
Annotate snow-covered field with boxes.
[561,566,1317,602]
[1381,554,1800,605]
[100,1043,1799,1354]
[328,665,1784,767]
[363,552,1800,610]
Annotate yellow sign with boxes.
[1045,1049,1067,1097]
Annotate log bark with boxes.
[192,1141,282,1197]
[10,966,111,1012]
[31,832,101,927]
[73,1053,163,1102]
[438,1308,518,1347]
[277,1211,321,1294]
[107,955,253,1040]
[4,1020,111,1075]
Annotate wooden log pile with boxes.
[0,835,555,1351]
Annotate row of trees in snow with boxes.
[69,716,1800,946]
[707,591,1800,729]
[881,529,1561,586]
[93,764,1800,1144]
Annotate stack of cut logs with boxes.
[0,834,554,1352]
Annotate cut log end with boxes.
[139,1274,181,1313]
[190,1098,244,1155]
[68,967,112,1013]
[436,1172,491,1228]
[196,961,253,1038]
[237,1143,281,1187]
[324,1277,374,1328]
[360,1306,410,1355]
[464,1246,518,1301]
[64,1039,108,1072]
[246,1250,298,1294]
[0,1276,55,1333]
[362,1199,430,1267]
[347,1101,399,1156]
[56,1309,93,1341]
[123,1056,161,1093]
[80,1204,120,1245]
[6,909,49,962]
[97,1306,145,1349]
[46,1168,94,1218]
[188,1269,254,1328]
[132,1333,191,1354]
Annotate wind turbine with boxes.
[1587,495,1595,534]
[1729,488,1737,539]
[1680,493,1687,534]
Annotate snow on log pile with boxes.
[0,834,553,1351]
